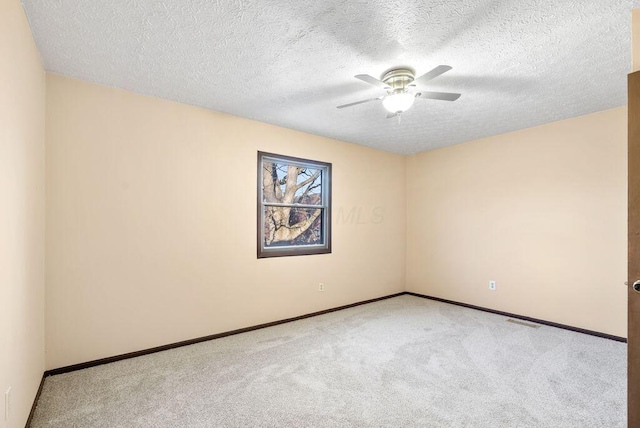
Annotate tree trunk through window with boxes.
[262,162,322,246]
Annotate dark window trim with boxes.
[257,151,332,258]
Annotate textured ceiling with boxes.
[22,0,640,154]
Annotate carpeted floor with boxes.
[31,295,626,427]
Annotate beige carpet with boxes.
[31,295,626,427]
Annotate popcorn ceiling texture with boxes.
[21,0,640,154]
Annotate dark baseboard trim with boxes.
[43,290,626,379]
[405,291,627,343]
[24,373,45,428]
[45,292,405,377]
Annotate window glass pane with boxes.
[263,206,324,247]
[262,161,323,205]
[261,161,287,204]
[294,168,323,205]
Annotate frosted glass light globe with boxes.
[382,92,415,113]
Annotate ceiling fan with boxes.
[337,65,461,119]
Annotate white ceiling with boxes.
[22,0,640,155]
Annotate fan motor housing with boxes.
[382,68,415,93]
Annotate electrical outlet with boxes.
[319,283,324,292]
[5,387,11,421]
[489,280,496,291]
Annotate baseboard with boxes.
[405,291,627,343]
[45,292,406,377]
[43,289,626,379]
[24,373,45,428]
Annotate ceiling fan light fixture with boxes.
[382,92,415,114]
[337,65,459,115]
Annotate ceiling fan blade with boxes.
[355,74,390,89]
[386,112,399,119]
[417,91,461,101]
[336,97,383,109]
[414,65,452,86]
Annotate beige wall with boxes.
[45,74,627,368]
[634,9,640,72]
[406,107,627,337]
[0,2,630,416]
[0,0,46,427]
[45,74,406,370]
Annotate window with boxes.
[257,151,331,258]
